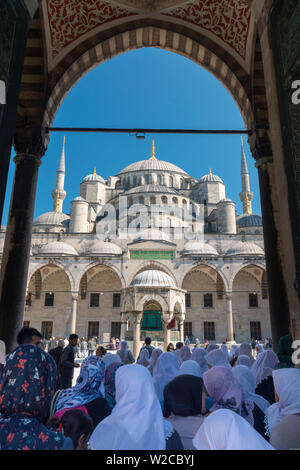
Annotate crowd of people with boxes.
[0,326,299,450]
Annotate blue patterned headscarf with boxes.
[104,362,123,409]
[56,356,105,411]
[0,344,65,450]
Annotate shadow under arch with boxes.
[27,261,74,292]
[76,260,126,293]
[180,262,229,292]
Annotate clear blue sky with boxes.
[3,47,261,224]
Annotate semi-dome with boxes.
[118,159,188,175]
[72,196,87,202]
[225,242,264,257]
[84,240,122,256]
[82,172,105,184]
[200,173,223,184]
[132,228,172,243]
[183,240,219,256]
[237,214,263,227]
[130,270,176,288]
[125,185,180,195]
[38,241,78,256]
[33,212,70,227]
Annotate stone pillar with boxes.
[120,313,128,341]
[255,158,290,350]
[225,292,234,343]
[70,294,78,334]
[176,314,185,343]
[133,312,142,359]
[0,148,43,352]
[162,313,172,352]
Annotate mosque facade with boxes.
[0,140,271,356]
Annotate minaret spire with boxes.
[239,136,253,215]
[52,137,67,213]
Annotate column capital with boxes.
[132,311,143,323]
[13,154,42,167]
[255,157,274,170]
[225,292,233,301]
[14,128,48,158]
[71,292,79,301]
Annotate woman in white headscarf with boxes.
[220,344,230,361]
[89,364,165,450]
[147,348,163,376]
[206,349,231,368]
[116,340,135,365]
[236,354,251,368]
[136,348,150,367]
[255,344,264,357]
[192,409,274,450]
[232,365,270,440]
[191,348,208,376]
[238,343,255,365]
[153,352,180,407]
[251,350,279,404]
[178,360,202,378]
[229,344,239,360]
[179,346,192,363]
[266,368,300,450]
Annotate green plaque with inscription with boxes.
[130,250,174,260]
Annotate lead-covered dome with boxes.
[125,185,179,195]
[237,214,263,227]
[225,242,264,257]
[84,240,122,256]
[33,212,70,227]
[200,173,223,183]
[130,270,176,288]
[183,240,219,257]
[82,172,105,184]
[118,159,188,175]
[37,241,78,256]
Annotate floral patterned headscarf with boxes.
[56,355,105,411]
[104,362,123,409]
[203,366,243,415]
[0,344,65,450]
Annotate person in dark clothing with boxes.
[277,325,294,367]
[251,350,279,405]
[49,340,65,366]
[138,337,155,360]
[59,334,80,389]
[255,375,276,405]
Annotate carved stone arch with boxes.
[180,262,228,292]
[76,261,126,291]
[121,294,134,313]
[171,297,185,314]
[27,262,75,292]
[136,293,169,312]
[228,261,266,291]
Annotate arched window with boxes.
[133,175,137,187]
[139,196,144,205]
[169,176,174,187]
[162,196,168,205]
[172,197,178,205]
[150,196,156,205]
[144,174,150,184]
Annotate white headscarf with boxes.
[238,343,255,365]
[236,355,251,368]
[255,344,264,355]
[179,346,192,362]
[266,368,300,434]
[147,348,163,375]
[232,365,270,417]
[178,360,202,378]
[191,348,208,376]
[117,340,131,363]
[251,350,279,387]
[206,349,231,368]
[153,352,180,403]
[101,353,122,368]
[192,409,274,450]
[229,344,239,359]
[221,344,229,360]
[137,348,150,367]
[89,364,165,450]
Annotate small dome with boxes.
[200,173,223,184]
[84,240,122,256]
[33,212,70,227]
[125,185,179,195]
[183,240,219,256]
[83,173,105,184]
[130,270,176,288]
[38,241,78,256]
[132,229,171,243]
[237,214,263,227]
[225,242,264,257]
[72,196,87,202]
[218,198,234,204]
[118,159,188,175]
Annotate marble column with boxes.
[70,293,78,334]
[133,312,142,359]
[176,314,185,343]
[225,292,234,342]
[0,150,42,352]
[162,313,172,352]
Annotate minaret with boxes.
[51,137,67,213]
[239,136,253,215]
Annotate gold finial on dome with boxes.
[93,167,96,175]
[209,168,212,175]
[150,140,157,160]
